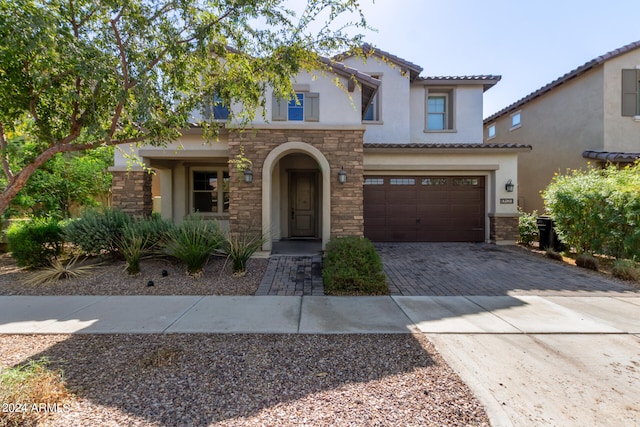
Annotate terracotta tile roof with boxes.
[484,40,640,123]
[582,150,640,163]
[418,75,502,92]
[364,142,532,151]
[335,43,423,81]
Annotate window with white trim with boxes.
[622,69,640,116]
[487,124,496,139]
[510,111,521,129]
[426,88,454,131]
[192,169,229,214]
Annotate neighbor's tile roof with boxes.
[484,40,640,123]
[364,142,532,151]
[582,150,640,163]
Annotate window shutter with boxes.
[272,94,287,121]
[621,69,638,117]
[305,92,320,122]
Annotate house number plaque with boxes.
[500,198,514,204]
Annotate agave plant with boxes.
[22,256,99,286]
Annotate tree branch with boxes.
[0,123,14,181]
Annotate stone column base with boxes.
[489,214,519,245]
[111,170,153,217]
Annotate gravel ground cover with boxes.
[0,333,489,427]
[0,255,267,296]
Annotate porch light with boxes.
[505,179,515,192]
[244,168,253,184]
[338,167,347,184]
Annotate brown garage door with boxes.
[363,176,485,242]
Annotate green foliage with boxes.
[4,141,113,219]
[0,0,370,214]
[163,218,224,275]
[612,259,639,282]
[63,209,132,257]
[6,218,63,267]
[543,163,640,259]
[323,236,388,295]
[518,209,539,246]
[118,215,175,274]
[220,231,266,275]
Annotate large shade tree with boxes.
[0,0,370,215]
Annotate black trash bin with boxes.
[536,216,564,251]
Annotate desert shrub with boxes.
[63,208,131,256]
[612,259,640,282]
[220,231,266,276]
[545,249,563,261]
[543,163,640,259]
[22,256,99,285]
[122,214,175,250]
[163,218,224,275]
[575,253,599,271]
[518,209,539,246]
[323,236,388,295]
[6,218,64,267]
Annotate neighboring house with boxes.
[111,45,530,250]
[484,40,640,214]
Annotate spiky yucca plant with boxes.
[163,219,224,276]
[116,234,150,275]
[21,256,98,286]
[221,231,266,276]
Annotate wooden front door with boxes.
[289,172,317,237]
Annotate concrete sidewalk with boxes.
[0,294,638,334]
[1,295,639,426]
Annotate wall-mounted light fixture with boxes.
[244,169,253,184]
[505,179,514,192]
[338,167,347,184]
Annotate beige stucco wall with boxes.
[602,51,640,152]
[486,67,605,213]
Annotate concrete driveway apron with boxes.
[379,243,640,426]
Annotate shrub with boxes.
[612,259,640,282]
[163,218,224,275]
[518,209,539,246]
[220,231,266,276]
[122,214,175,250]
[6,218,64,267]
[63,208,131,257]
[323,236,388,295]
[22,256,99,285]
[543,163,640,259]
[575,253,599,271]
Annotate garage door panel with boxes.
[364,175,485,242]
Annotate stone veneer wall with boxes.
[489,215,519,243]
[228,128,365,238]
[111,171,153,217]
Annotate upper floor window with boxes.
[487,124,496,139]
[203,94,229,121]
[510,111,521,129]
[192,169,229,215]
[273,92,319,122]
[425,89,454,131]
[363,75,381,122]
[622,69,640,117]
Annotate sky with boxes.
[338,0,640,118]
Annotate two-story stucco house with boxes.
[484,40,640,214]
[110,45,530,250]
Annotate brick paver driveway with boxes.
[377,242,639,296]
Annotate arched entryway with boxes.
[262,142,331,251]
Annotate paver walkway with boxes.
[256,255,324,296]
[377,242,638,296]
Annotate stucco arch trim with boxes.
[262,141,331,251]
